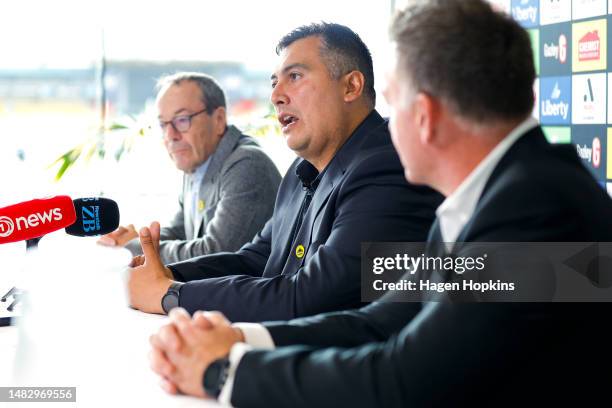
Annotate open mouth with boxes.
[278,113,299,132]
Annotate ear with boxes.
[211,107,227,137]
[343,71,366,103]
[413,92,440,146]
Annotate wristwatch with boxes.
[161,281,184,314]
[203,356,230,398]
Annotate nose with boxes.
[271,80,289,107]
[163,122,182,142]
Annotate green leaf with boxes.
[108,123,129,131]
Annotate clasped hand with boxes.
[149,308,244,398]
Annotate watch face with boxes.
[162,293,179,314]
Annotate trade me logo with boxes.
[511,0,538,28]
[573,19,607,72]
[540,76,571,125]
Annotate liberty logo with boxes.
[542,81,569,120]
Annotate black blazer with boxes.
[168,111,443,321]
[231,126,612,407]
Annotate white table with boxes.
[0,308,222,407]
[0,235,222,407]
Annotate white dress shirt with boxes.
[185,158,210,233]
[437,117,538,250]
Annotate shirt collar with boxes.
[293,110,384,192]
[190,156,211,188]
[295,160,322,191]
[436,117,538,245]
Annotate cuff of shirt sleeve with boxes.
[166,265,185,282]
[232,323,276,349]
[218,342,253,406]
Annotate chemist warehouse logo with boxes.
[0,209,63,238]
[573,19,607,72]
[540,77,571,125]
[578,31,600,61]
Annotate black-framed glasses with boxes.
[159,108,208,134]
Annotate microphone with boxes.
[65,197,120,237]
[0,196,77,245]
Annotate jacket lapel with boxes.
[456,126,549,243]
[280,111,386,274]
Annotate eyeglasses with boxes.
[159,108,208,134]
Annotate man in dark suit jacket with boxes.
[126,23,442,320]
[147,1,612,406]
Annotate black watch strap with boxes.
[202,356,230,399]
[161,281,184,314]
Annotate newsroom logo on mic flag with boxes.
[0,196,76,244]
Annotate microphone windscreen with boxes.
[65,197,120,237]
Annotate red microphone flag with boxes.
[0,196,77,244]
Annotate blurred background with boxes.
[0,0,396,227]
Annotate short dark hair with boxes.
[156,72,226,114]
[390,0,535,123]
[276,22,376,107]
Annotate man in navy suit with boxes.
[147,1,612,406]
[126,23,442,320]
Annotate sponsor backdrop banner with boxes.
[499,0,612,192]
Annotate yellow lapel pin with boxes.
[295,244,305,259]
